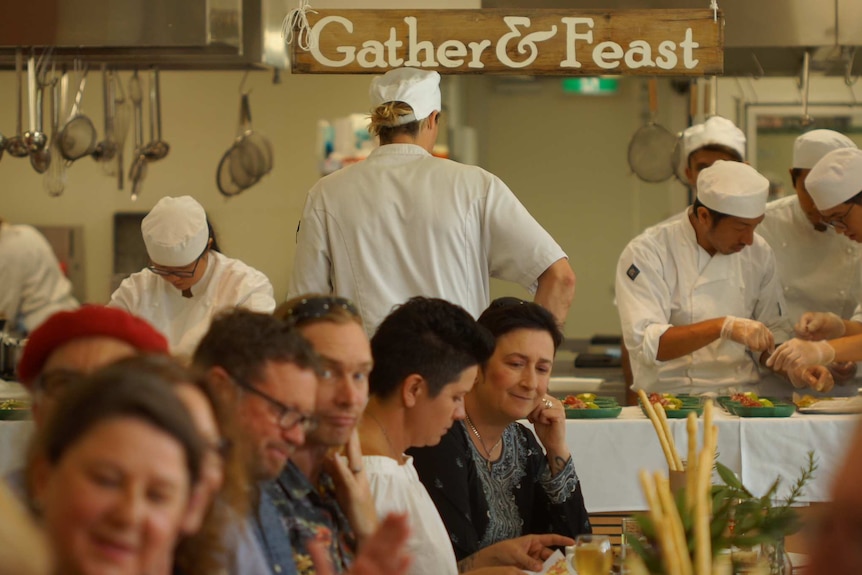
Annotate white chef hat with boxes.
[792,129,857,170]
[369,67,441,126]
[142,196,209,267]
[682,116,747,163]
[806,148,862,210]
[696,160,768,218]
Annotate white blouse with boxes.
[363,454,459,575]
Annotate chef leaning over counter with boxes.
[0,218,78,334]
[756,130,861,395]
[108,196,276,358]
[758,130,862,327]
[769,148,862,373]
[616,160,801,395]
[288,67,575,335]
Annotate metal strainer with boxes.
[628,78,677,184]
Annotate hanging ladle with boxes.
[24,50,49,156]
[142,68,169,161]
[6,49,30,158]
[30,56,54,174]
[44,70,67,197]
[92,65,117,163]
[128,70,147,201]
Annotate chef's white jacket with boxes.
[0,223,78,333]
[288,144,567,334]
[615,210,791,394]
[109,250,275,358]
[757,195,862,323]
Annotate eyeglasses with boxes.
[228,373,317,433]
[825,203,856,231]
[147,246,209,279]
[33,369,85,396]
[281,296,360,325]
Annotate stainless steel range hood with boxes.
[484,0,862,78]
[0,0,289,70]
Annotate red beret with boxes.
[17,305,169,384]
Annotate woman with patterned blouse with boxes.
[410,298,592,562]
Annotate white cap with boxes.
[806,148,862,210]
[682,116,746,163]
[142,196,209,267]
[696,160,768,218]
[792,129,857,169]
[369,68,441,126]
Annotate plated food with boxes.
[795,396,862,415]
[640,393,703,418]
[562,393,622,419]
[720,393,795,418]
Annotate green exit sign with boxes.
[562,77,620,95]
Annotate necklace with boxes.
[367,411,403,462]
[464,414,503,471]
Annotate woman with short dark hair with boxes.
[410,298,591,562]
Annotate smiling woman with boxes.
[409,298,592,564]
[27,367,204,575]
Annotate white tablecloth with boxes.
[0,379,33,477]
[0,420,34,476]
[560,406,858,512]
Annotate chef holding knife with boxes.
[288,67,574,335]
[616,161,805,395]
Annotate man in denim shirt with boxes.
[271,296,378,575]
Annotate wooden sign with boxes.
[290,9,723,76]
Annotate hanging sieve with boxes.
[627,78,677,183]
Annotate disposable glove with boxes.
[720,316,775,352]
[795,312,845,340]
[766,338,836,371]
[787,365,834,393]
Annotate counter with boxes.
[544,406,858,513]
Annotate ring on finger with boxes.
[543,398,554,409]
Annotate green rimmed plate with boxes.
[565,406,622,419]
[727,402,796,418]
[0,408,31,420]
[639,399,703,418]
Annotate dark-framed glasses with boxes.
[33,369,86,396]
[147,246,208,279]
[281,296,360,325]
[825,203,856,231]
[228,373,317,433]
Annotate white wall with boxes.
[7,70,858,338]
[467,75,689,336]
